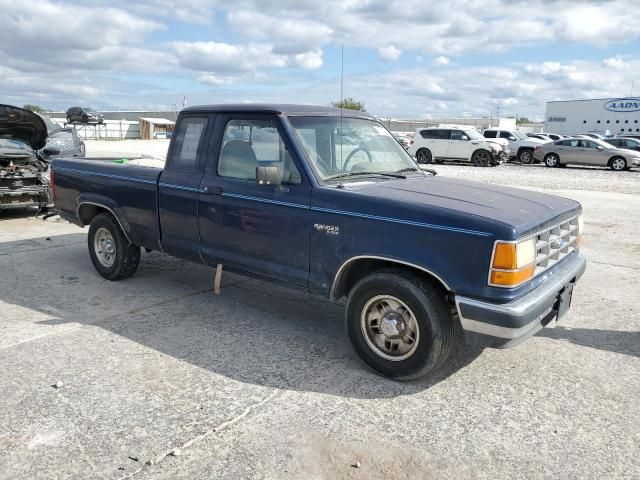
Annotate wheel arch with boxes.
[77,201,132,243]
[330,255,452,301]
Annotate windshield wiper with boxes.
[325,171,406,181]
[394,167,420,173]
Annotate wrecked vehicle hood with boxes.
[0,104,48,151]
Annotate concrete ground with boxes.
[0,164,638,479]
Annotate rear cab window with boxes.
[484,130,497,138]
[168,117,208,172]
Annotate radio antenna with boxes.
[339,44,345,187]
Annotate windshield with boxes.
[513,131,529,140]
[287,116,421,181]
[83,107,95,112]
[464,129,484,140]
[38,114,62,133]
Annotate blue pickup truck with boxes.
[52,104,586,380]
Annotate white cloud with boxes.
[377,45,402,62]
[603,55,631,70]
[433,56,450,66]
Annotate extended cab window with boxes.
[499,131,511,139]
[484,130,497,138]
[218,118,301,184]
[170,117,208,172]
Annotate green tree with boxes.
[331,98,366,112]
[516,117,532,125]
[23,104,47,114]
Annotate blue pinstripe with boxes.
[55,167,491,237]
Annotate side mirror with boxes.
[508,136,517,141]
[460,135,469,141]
[596,146,604,150]
[42,147,61,156]
[256,166,282,186]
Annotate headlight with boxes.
[489,238,536,287]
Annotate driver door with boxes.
[198,114,311,287]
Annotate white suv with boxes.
[483,129,547,164]
[407,126,509,166]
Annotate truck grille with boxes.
[534,216,580,275]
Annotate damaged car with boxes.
[0,104,56,211]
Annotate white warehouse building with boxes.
[545,97,640,136]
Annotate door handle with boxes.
[203,186,222,195]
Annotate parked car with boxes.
[605,137,640,152]
[393,133,412,150]
[483,128,546,164]
[52,103,586,380]
[575,133,605,140]
[0,105,55,210]
[407,126,509,166]
[545,133,567,141]
[38,114,85,159]
[617,133,640,140]
[66,106,104,124]
[527,133,554,142]
[533,137,640,170]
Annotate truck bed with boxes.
[52,158,163,250]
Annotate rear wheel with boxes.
[416,149,432,164]
[88,213,140,280]
[345,269,456,381]
[518,149,534,164]
[610,157,627,171]
[471,149,490,167]
[544,153,560,168]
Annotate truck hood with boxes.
[348,176,579,235]
[0,104,47,150]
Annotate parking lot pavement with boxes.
[1,185,639,479]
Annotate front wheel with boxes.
[88,213,140,280]
[471,150,490,167]
[610,157,627,171]
[345,269,456,381]
[518,149,534,164]
[544,153,560,167]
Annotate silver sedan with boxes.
[533,137,640,171]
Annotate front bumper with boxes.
[633,158,640,167]
[455,252,586,348]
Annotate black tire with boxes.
[609,157,627,171]
[544,153,560,168]
[416,149,432,164]
[66,116,72,124]
[345,269,456,381]
[471,149,490,167]
[81,114,88,123]
[518,149,534,164]
[88,213,140,280]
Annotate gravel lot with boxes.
[1,142,639,479]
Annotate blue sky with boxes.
[2,0,640,119]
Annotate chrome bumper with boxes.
[455,253,586,348]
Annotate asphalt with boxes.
[0,184,638,479]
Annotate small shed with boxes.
[139,117,175,140]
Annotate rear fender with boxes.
[76,193,132,243]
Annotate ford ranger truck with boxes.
[52,104,586,381]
